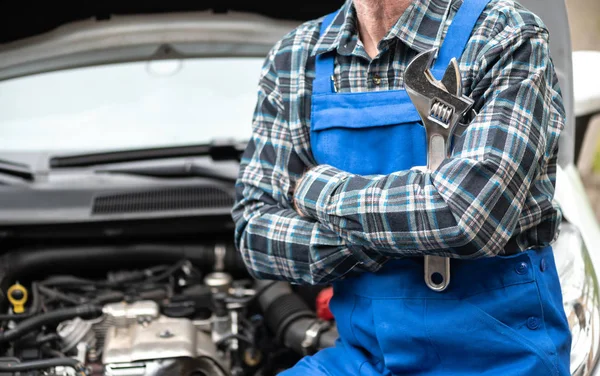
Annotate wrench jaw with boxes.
[440,58,461,97]
[405,49,475,164]
[404,49,475,293]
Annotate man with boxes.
[232,0,572,374]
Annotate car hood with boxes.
[1,2,338,45]
[0,2,339,82]
[0,0,576,167]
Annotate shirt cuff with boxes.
[347,243,388,273]
[293,164,348,222]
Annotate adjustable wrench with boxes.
[404,48,474,292]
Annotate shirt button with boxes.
[372,74,381,86]
[540,258,547,272]
[515,262,528,275]
[527,316,540,330]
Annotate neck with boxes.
[354,0,412,58]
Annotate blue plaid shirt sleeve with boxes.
[293,25,565,259]
[231,44,388,285]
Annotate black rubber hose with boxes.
[0,357,83,372]
[0,305,102,344]
[0,244,246,284]
[255,281,340,354]
[35,333,60,345]
[255,281,315,343]
[38,285,81,305]
[89,290,125,305]
[317,325,339,349]
[255,281,328,353]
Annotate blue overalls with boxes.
[280,0,572,375]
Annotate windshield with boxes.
[0,57,265,152]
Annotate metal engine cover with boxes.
[104,357,228,376]
[102,316,217,364]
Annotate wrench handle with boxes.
[425,255,451,291]
[425,133,451,291]
[427,134,447,169]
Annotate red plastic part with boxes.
[316,286,334,321]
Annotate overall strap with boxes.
[313,11,340,95]
[314,0,491,92]
[431,0,491,79]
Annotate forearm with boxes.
[293,155,526,258]
[232,183,387,284]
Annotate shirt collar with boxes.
[311,0,355,57]
[312,0,458,57]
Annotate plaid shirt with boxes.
[231,0,565,284]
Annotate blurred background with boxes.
[566,0,600,220]
[567,0,600,50]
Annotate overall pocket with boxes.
[425,281,560,376]
[370,298,442,375]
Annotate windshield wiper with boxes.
[49,141,246,168]
[0,159,34,181]
[95,162,238,183]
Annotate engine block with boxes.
[100,301,223,376]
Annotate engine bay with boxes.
[0,243,337,376]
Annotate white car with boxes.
[0,1,597,376]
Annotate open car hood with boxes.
[0,0,576,166]
[0,2,341,82]
[0,2,341,45]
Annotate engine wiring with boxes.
[0,259,308,376]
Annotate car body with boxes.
[0,1,598,376]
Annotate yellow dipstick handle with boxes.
[7,283,28,314]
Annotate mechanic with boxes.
[232,0,572,374]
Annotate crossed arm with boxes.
[231,25,565,285]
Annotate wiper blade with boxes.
[0,159,34,181]
[96,162,237,183]
[49,141,246,168]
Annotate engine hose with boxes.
[0,304,102,344]
[317,325,339,348]
[38,285,81,305]
[89,290,125,305]
[0,357,84,372]
[0,244,246,285]
[254,281,338,355]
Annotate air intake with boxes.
[92,186,234,215]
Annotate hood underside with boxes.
[0,1,342,45]
[0,3,342,82]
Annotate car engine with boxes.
[0,244,337,376]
